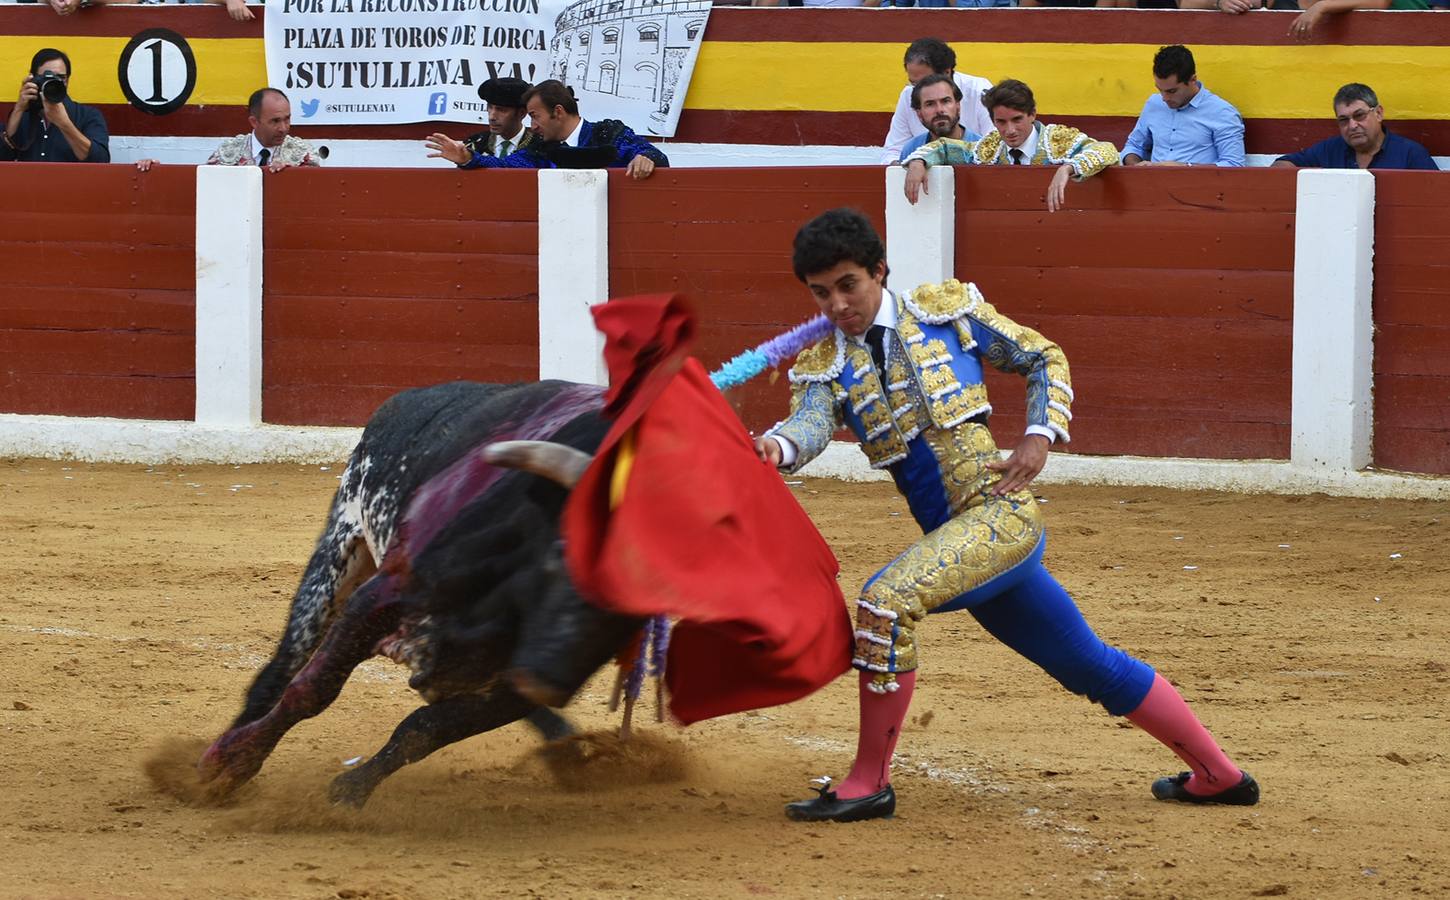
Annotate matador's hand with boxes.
[986,433,1050,496]
[754,434,783,467]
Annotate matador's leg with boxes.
[791,496,1044,814]
[852,495,1046,694]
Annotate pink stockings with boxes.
[835,670,917,799]
[1126,673,1244,796]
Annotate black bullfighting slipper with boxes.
[1151,771,1260,805]
[785,778,896,823]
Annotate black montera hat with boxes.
[477,77,531,108]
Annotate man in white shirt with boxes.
[880,37,992,164]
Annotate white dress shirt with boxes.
[1005,124,1039,164]
[495,125,526,156]
[563,119,584,148]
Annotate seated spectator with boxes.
[1291,0,1431,37]
[881,38,993,165]
[1,48,109,164]
[44,0,254,19]
[898,74,980,161]
[456,78,536,164]
[428,80,668,180]
[139,88,318,171]
[902,79,1119,212]
[1122,45,1244,167]
[1272,83,1438,170]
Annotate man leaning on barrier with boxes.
[902,79,1119,213]
[1,48,109,164]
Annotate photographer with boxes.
[1,49,110,163]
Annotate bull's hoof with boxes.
[327,770,374,809]
[194,735,264,800]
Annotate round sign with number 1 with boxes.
[118,29,197,116]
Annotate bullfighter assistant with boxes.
[756,209,1259,823]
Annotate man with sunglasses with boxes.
[1272,83,1438,171]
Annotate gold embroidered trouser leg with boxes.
[853,494,1045,692]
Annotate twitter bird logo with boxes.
[300,98,321,118]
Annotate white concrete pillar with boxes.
[194,165,264,426]
[1291,168,1375,472]
[537,169,608,386]
[884,164,955,292]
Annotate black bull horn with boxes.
[483,440,593,488]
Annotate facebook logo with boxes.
[427,92,448,117]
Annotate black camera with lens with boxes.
[29,71,67,108]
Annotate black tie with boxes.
[1010,148,1024,165]
[257,148,271,167]
[866,324,888,373]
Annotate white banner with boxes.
[264,0,710,138]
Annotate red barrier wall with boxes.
[1372,172,1450,476]
[607,167,886,434]
[261,169,539,426]
[0,163,195,420]
[955,167,1296,460]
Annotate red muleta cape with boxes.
[561,294,853,725]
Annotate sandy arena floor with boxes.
[1,458,1447,899]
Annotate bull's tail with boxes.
[231,461,376,729]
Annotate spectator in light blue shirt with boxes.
[1122,45,1245,168]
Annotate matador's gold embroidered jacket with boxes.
[904,121,1119,180]
[766,280,1073,531]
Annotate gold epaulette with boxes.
[1042,124,1085,159]
[901,279,982,325]
[974,132,1003,164]
[787,331,846,384]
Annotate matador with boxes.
[756,209,1260,823]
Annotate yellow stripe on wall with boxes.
[7,33,1444,121]
[0,35,267,106]
[684,41,1450,121]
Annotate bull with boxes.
[196,379,643,807]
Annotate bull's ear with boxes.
[483,440,592,488]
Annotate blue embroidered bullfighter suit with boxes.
[766,278,1153,711]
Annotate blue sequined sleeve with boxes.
[961,301,1073,443]
[767,381,842,474]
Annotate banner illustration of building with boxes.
[549,0,710,135]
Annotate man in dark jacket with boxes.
[1,48,109,163]
[432,80,668,179]
[425,77,539,168]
